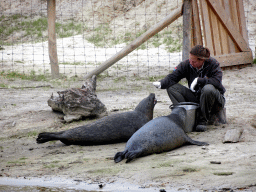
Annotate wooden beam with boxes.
[224,0,236,53]
[213,52,253,67]
[236,0,249,46]
[209,7,221,55]
[84,6,183,79]
[182,0,192,60]
[206,0,250,52]
[229,0,240,52]
[191,0,203,46]
[47,0,59,78]
[199,0,214,53]
[217,0,229,54]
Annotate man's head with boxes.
[189,45,210,69]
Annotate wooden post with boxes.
[84,6,183,80]
[191,0,203,46]
[47,0,59,78]
[182,0,192,61]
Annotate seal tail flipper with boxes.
[114,150,127,163]
[182,131,209,146]
[36,132,63,144]
[186,137,209,146]
[125,150,142,163]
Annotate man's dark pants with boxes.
[166,83,225,124]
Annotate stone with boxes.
[223,129,243,143]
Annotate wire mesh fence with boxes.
[0,0,255,78]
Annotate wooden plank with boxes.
[229,0,240,52]
[206,0,250,52]
[213,52,253,67]
[199,0,206,46]
[182,0,192,61]
[47,0,59,78]
[229,0,239,29]
[224,0,236,53]
[209,7,221,55]
[199,0,214,53]
[236,0,249,46]
[191,16,195,47]
[84,6,183,79]
[192,0,203,45]
[217,0,229,54]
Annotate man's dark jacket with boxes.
[160,57,226,95]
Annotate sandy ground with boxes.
[0,0,256,191]
[1,64,256,191]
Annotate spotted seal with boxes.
[36,93,157,145]
[114,107,208,163]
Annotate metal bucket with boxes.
[170,102,200,133]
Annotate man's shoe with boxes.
[208,107,227,125]
[215,107,227,124]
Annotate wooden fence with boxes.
[183,0,253,68]
[46,0,253,77]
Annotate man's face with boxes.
[189,54,204,69]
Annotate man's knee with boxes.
[167,83,182,92]
[201,84,216,96]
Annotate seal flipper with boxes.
[189,139,209,146]
[185,135,209,146]
[114,150,128,163]
[125,150,143,163]
[36,131,64,144]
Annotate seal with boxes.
[36,93,157,145]
[114,107,208,163]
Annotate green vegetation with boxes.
[87,24,114,47]
[26,131,39,137]
[0,69,89,89]
[158,161,174,167]
[182,167,198,173]
[148,75,167,82]
[0,14,47,45]
[0,70,49,81]
[0,83,8,88]
[59,61,84,66]
[0,15,83,45]
[8,157,28,165]
[113,76,127,83]
[0,14,182,53]
[43,160,62,169]
[49,141,57,144]
[87,167,119,175]
[253,58,256,64]
[213,172,234,176]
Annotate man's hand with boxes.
[190,77,198,92]
[153,82,161,89]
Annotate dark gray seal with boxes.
[36,93,157,145]
[114,107,208,163]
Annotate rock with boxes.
[48,75,107,122]
[239,125,256,142]
[223,129,243,143]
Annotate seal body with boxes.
[114,107,208,163]
[37,93,156,145]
